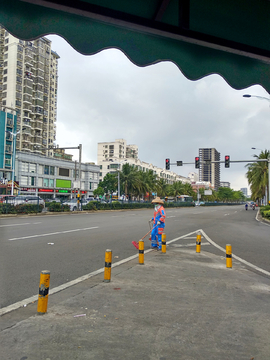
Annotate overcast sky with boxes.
[47,34,270,193]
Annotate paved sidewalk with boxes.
[1,245,270,360]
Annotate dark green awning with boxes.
[1,0,270,92]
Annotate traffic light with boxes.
[225,155,230,168]
[165,158,170,170]
[195,157,200,169]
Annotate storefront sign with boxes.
[38,188,54,193]
[21,188,36,192]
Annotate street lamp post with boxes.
[6,130,20,196]
[251,147,270,205]
[244,93,270,204]
[117,159,127,201]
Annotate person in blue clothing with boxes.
[150,197,166,250]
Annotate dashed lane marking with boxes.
[8,226,99,241]
[0,222,41,228]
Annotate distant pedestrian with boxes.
[150,197,166,250]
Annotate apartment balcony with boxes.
[34,122,43,131]
[6,119,13,127]
[22,105,33,114]
[22,138,32,144]
[22,122,32,130]
[32,137,42,145]
[5,145,12,154]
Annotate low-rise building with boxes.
[220,181,231,188]
[98,139,190,184]
[15,151,99,199]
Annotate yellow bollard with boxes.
[162,233,166,253]
[104,249,112,282]
[138,240,144,265]
[226,244,232,268]
[196,233,201,253]
[37,270,50,315]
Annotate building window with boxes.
[31,177,35,186]
[43,178,49,187]
[89,182,92,189]
[59,168,69,177]
[21,176,28,186]
[29,163,36,173]
[21,162,29,172]
[50,166,55,175]
[44,165,49,175]
[49,179,54,187]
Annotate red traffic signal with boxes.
[225,155,230,168]
[195,157,200,169]
[165,158,170,170]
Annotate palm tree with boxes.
[168,181,185,198]
[120,163,140,199]
[156,178,168,198]
[136,170,158,200]
[246,150,270,203]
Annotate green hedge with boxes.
[0,203,44,214]
[82,201,195,211]
[260,205,270,218]
[46,202,70,212]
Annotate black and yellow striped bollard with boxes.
[37,270,50,315]
[226,244,232,268]
[104,249,112,282]
[162,233,166,253]
[139,240,144,265]
[196,232,201,253]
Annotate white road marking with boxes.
[200,229,270,277]
[2,228,269,316]
[171,243,210,248]
[0,251,146,316]
[8,226,99,241]
[0,222,41,228]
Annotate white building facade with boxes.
[15,151,100,199]
[98,139,190,185]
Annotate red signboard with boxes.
[38,188,54,193]
[21,188,36,192]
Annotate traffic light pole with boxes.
[173,158,270,204]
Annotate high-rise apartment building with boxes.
[199,148,220,190]
[0,27,59,157]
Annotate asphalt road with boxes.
[0,205,269,308]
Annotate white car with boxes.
[62,198,89,211]
[14,195,45,206]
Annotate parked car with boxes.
[62,198,89,211]
[0,195,16,203]
[14,195,45,206]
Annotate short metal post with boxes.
[139,240,144,265]
[104,249,112,282]
[196,232,201,253]
[37,270,50,314]
[161,233,166,253]
[226,244,232,268]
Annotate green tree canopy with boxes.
[246,150,270,202]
